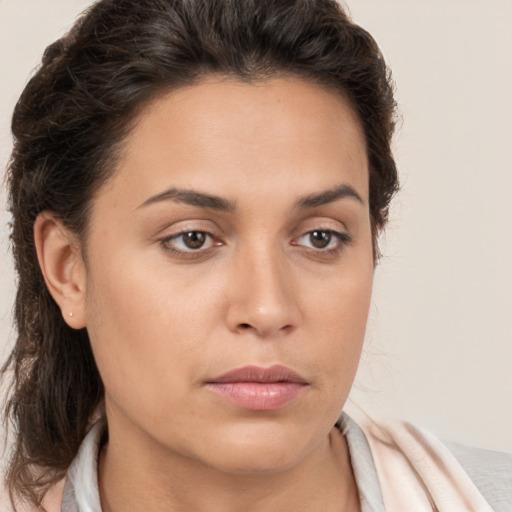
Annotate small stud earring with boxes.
[68,312,73,317]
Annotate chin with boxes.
[209,443,306,475]
[194,419,322,475]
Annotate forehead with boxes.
[100,77,369,209]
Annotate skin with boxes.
[35,77,374,511]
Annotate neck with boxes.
[98,420,359,512]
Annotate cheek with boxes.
[83,249,225,415]
[86,244,221,337]
[301,259,373,380]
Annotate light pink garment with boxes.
[360,418,494,511]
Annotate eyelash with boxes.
[159,228,352,258]
[292,229,352,255]
[159,231,220,258]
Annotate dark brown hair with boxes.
[2,0,398,508]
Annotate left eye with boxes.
[295,230,347,250]
[164,231,215,252]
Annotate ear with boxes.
[33,212,87,329]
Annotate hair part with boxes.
[2,0,398,507]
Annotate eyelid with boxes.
[153,217,225,259]
[289,216,353,257]
[153,217,221,237]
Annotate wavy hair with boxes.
[2,0,399,508]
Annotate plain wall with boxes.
[0,0,511,453]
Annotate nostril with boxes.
[239,323,252,330]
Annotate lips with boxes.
[205,365,309,411]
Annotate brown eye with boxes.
[182,231,207,249]
[293,229,351,252]
[162,230,215,253]
[309,230,332,249]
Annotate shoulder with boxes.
[0,485,13,512]
[0,479,65,512]
[348,413,512,511]
[442,439,512,512]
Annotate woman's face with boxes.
[83,77,373,473]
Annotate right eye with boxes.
[161,230,216,253]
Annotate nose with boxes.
[225,245,301,338]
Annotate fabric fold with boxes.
[360,417,495,511]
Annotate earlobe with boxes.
[33,212,87,329]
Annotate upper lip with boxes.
[207,365,308,384]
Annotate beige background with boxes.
[0,0,511,453]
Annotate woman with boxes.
[1,1,511,511]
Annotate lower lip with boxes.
[206,382,307,411]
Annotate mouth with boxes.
[205,365,309,411]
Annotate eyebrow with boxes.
[137,188,236,212]
[294,184,364,209]
[137,183,364,212]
